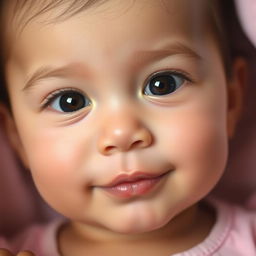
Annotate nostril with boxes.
[100,127,153,155]
[131,140,144,149]
[105,145,116,152]
[104,140,144,153]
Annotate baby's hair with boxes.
[0,0,234,107]
[0,0,106,108]
[6,0,106,28]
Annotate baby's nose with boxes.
[97,113,153,155]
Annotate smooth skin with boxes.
[1,0,245,255]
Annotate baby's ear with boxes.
[227,57,248,138]
[0,104,29,168]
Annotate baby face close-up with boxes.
[1,0,242,244]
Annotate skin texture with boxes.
[1,0,245,255]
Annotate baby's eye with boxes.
[143,72,187,96]
[48,90,91,112]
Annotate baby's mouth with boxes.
[98,171,171,199]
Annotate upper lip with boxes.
[101,171,170,188]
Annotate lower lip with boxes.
[101,173,169,199]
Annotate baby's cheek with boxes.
[161,110,228,192]
[182,123,227,168]
[30,138,72,176]
[26,130,86,207]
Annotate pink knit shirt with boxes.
[1,198,256,256]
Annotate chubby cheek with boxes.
[160,100,228,199]
[23,127,91,214]
[177,117,227,189]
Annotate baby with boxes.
[0,0,253,255]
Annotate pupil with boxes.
[150,75,176,95]
[60,92,85,112]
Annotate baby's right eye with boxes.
[46,90,91,113]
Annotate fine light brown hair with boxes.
[0,0,235,107]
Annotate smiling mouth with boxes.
[98,171,170,199]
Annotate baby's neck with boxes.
[58,201,215,256]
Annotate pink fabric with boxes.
[235,0,256,47]
[1,199,256,256]
[174,199,256,256]
[0,219,62,256]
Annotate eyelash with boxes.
[41,87,85,110]
[146,69,194,84]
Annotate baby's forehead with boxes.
[2,0,213,43]
[2,0,226,67]
[4,0,210,25]
[3,0,101,26]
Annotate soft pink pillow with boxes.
[235,0,256,47]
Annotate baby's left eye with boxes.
[143,72,186,96]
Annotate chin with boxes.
[113,220,170,235]
[106,211,172,235]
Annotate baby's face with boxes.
[5,0,236,234]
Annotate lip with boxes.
[98,171,170,199]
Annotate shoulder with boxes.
[205,198,256,255]
[213,197,256,232]
[8,218,66,256]
[175,198,256,256]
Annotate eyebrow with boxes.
[22,64,78,91]
[133,42,202,66]
[22,42,202,91]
